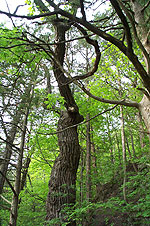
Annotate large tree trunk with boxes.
[130,1,150,142]
[131,0,150,74]
[46,19,83,225]
[46,111,82,226]
[139,95,150,136]
[138,95,150,147]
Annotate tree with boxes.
[0,0,150,225]
[45,20,83,226]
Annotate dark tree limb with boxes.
[0,171,17,196]
[67,23,101,82]
[34,0,50,13]
[80,0,86,21]
[117,0,150,75]
[76,82,139,108]
[141,1,150,12]
[110,0,133,51]
[0,9,57,19]
[1,1,149,90]
[38,104,120,136]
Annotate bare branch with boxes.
[137,88,150,100]
[141,1,150,12]
[80,0,86,21]
[117,0,150,73]
[110,0,133,51]
[13,4,27,15]
[1,0,148,91]
[0,170,17,196]
[0,10,57,20]
[68,23,101,81]
[76,82,139,108]
[0,136,21,152]
[0,204,11,211]
[0,195,11,205]
[4,0,16,27]
[38,104,119,135]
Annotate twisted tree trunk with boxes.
[46,19,83,226]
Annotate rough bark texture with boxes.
[46,111,82,226]
[129,1,150,140]
[131,0,150,74]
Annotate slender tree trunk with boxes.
[130,133,136,158]
[126,137,138,173]
[115,132,121,165]
[20,156,31,191]
[107,116,114,165]
[20,121,34,191]
[0,111,20,226]
[120,106,127,202]
[9,107,29,226]
[9,85,34,226]
[86,113,91,202]
[126,137,132,159]
[91,139,101,200]
[0,111,21,195]
[84,114,92,226]
[80,148,84,204]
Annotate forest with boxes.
[0,0,150,225]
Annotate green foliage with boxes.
[45,93,65,110]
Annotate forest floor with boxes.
[89,164,150,226]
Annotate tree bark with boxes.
[46,111,82,226]
[130,0,150,74]
[46,19,83,226]
[139,95,150,141]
